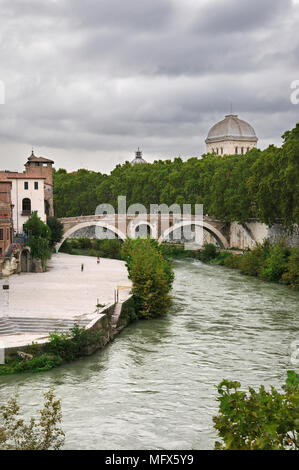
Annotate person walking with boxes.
[81,263,84,272]
[97,256,100,265]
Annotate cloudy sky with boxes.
[0,0,298,173]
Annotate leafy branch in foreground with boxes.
[213,371,299,450]
[0,388,65,450]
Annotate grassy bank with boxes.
[205,241,299,290]
[160,240,298,290]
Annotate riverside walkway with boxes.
[0,253,131,348]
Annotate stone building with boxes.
[0,151,54,235]
[0,181,13,257]
[205,114,258,156]
[24,151,54,216]
[7,174,46,234]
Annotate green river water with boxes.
[0,259,298,449]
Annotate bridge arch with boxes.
[158,221,229,249]
[127,220,157,239]
[56,221,127,252]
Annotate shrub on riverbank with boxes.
[213,371,299,450]
[0,325,104,376]
[45,324,104,361]
[122,238,174,319]
[282,248,299,289]
[197,243,217,262]
[60,238,122,259]
[159,243,196,259]
[0,354,62,375]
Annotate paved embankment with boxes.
[0,253,132,349]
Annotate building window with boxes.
[22,198,31,214]
[0,229,3,240]
[34,182,39,190]
[241,147,244,154]
[216,148,219,155]
[24,181,29,190]
[235,147,238,154]
[7,228,9,241]
[221,147,223,155]
[247,147,250,152]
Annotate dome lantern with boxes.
[131,148,147,165]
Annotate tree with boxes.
[122,238,174,319]
[47,216,64,248]
[213,371,299,450]
[0,389,65,450]
[24,212,51,267]
[53,123,299,227]
[24,211,51,239]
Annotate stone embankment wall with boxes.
[4,296,134,359]
[230,222,299,249]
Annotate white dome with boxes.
[206,115,258,143]
[131,148,147,165]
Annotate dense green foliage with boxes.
[122,238,174,319]
[198,243,217,262]
[53,168,104,217]
[213,241,299,289]
[159,243,197,259]
[44,324,104,362]
[61,237,123,259]
[0,389,65,450]
[0,325,104,376]
[213,371,299,450]
[53,124,299,227]
[47,216,64,248]
[23,211,51,267]
[116,296,138,327]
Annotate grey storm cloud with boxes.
[0,0,298,172]
[195,0,292,33]
[67,0,174,30]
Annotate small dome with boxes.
[131,148,147,165]
[206,114,258,143]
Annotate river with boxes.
[0,259,298,449]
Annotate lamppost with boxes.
[0,274,9,317]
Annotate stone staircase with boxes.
[0,317,90,336]
[0,317,19,335]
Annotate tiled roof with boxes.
[6,175,46,179]
[26,151,54,164]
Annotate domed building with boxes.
[205,114,258,156]
[131,148,147,165]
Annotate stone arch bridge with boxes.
[57,214,237,250]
